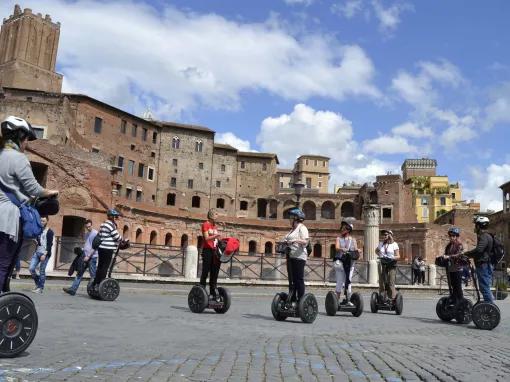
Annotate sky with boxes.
[1,0,509,211]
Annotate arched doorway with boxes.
[123,225,130,240]
[180,234,189,250]
[330,244,336,259]
[313,243,322,258]
[150,230,158,245]
[269,200,278,219]
[321,201,335,219]
[264,241,273,255]
[302,201,316,220]
[165,233,172,246]
[341,201,354,217]
[248,240,257,255]
[135,228,143,243]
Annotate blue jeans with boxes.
[29,252,50,290]
[14,256,21,272]
[476,262,494,303]
[70,257,97,293]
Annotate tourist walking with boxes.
[29,216,54,293]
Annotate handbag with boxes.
[346,250,360,261]
[275,241,290,255]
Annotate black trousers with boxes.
[93,248,114,286]
[419,270,426,284]
[200,248,220,295]
[0,224,23,292]
[287,257,306,302]
[449,271,464,302]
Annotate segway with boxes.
[87,240,130,301]
[370,257,403,315]
[434,255,473,324]
[187,238,237,314]
[271,242,318,323]
[325,253,363,317]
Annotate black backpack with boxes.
[489,233,505,267]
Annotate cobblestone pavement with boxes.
[2,280,509,381]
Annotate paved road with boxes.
[2,280,509,381]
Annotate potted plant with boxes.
[493,280,508,300]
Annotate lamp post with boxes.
[293,181,305,208]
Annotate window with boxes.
[240,161,245,169]
[172,159,178,166]
[120,120,127,134]
[214,198,224,209]
[131,124,137,137]
[172,136,180,149]
[151,151,156,158]
[188,179,193,189]
[440,196,446,206]
[136,190,142,202]
[382,208,392,218]
[451,192,456,200]
[31,125,46,139]
[195,140,203,152]
[280,182,283,188]
[318,174,322,179]
[305,159,309,165]
[142,128,148,141]
[128,160,135,176]
[221,164,226,172]
[216,181,221,188]
[91,147,99,153]
[262,163,267,171]
[94,117,102,133]
[126,188,132,199]
[166,193,176,206]
[138,163,145,178]
[152,132,158,144]
[421,197,428,206]
[323,161,326,167]
[151,195,155,202]
[147,166,155,181]
[116,184,122,195]
[306,177,312,188]
[385,190,389,195]
[318,181,322,188]
[422,206,429,218]
[117,156,124,170]
[199,162,204,170]
[192,196,201,208]
[170,177,177,187]
[130,144,135,151]
[314,160,318,166]
[240,201,248,210]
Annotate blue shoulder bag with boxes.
[0,184,43,239]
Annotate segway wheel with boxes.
[350,293,364,317]
[0,293,38,358]
[454,298,473,325]
[298,293,318,324]
[188,285,208,313]
[87,282,100,300]
[436,296,454,322]
[213,287,231,314]
[394,293,403,315]
[98,278,120,301]
[271,293,287,321]
[370,292,379,313]
[472,302,501,330]
[325,291,338,316]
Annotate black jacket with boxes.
[464,232,493,265]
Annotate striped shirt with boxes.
[98,220,121,250]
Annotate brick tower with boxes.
[0,4,62,93]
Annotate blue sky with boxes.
[1,0,509,210]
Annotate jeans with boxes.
[14,256,21,272]
[70,257,97,292]
[200,248,220,296]
[29,252,50,290]
[476,262,494,303]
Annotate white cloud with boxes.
[284,0,314,6]
[484,82,510,129]
[465,163,510,212]
[440,125,477,148]
[256,103,397,187]
[391,122,433,138]
[371,0,413,33]
[0,1,381,119]
[331,0,364,19]
[362,135,417,155]
[418,61,463,87]
[215,132,252,152]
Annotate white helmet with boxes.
[1,116,36,141]
[340,218,354,231]
[473,216,489,229]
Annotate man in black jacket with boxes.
[464,216,494,303]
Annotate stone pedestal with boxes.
[363,205,380,285]
[184,245,198,280]
[428,264,437,286]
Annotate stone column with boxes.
[428,264,437,286]
[184,245,198,280]
[363,205,380,285]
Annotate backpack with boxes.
[306,241,312,256]
[0,184,43,239]
[489,234,505,267]
[91,233,102,250]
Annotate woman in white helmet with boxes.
[334,219,359,306]
[375,229,400,302]
[0,116,59,292]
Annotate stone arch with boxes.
[60,186,93,208]
[135,228,143,243]
[313,243,322,258]
[248,240,257,255]
[165,232,173,246]
[269,200,278,219]
[341,201,354,218]
[302,201,316,220]
[264,241,273,255]
[180,234,189,249]
[150,230,158,245]
[321,200,335,219]
[122,225,130,239]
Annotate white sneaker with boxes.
[31,288,42,294]
[346,301,354,307]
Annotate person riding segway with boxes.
[325,218,363,317]
[271,208,318,323]
[371,230,403,315]
[435,227,473,324]
[188,209,235,314]
[0,116,59,357]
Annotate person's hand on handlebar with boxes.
[42,189,59,198]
